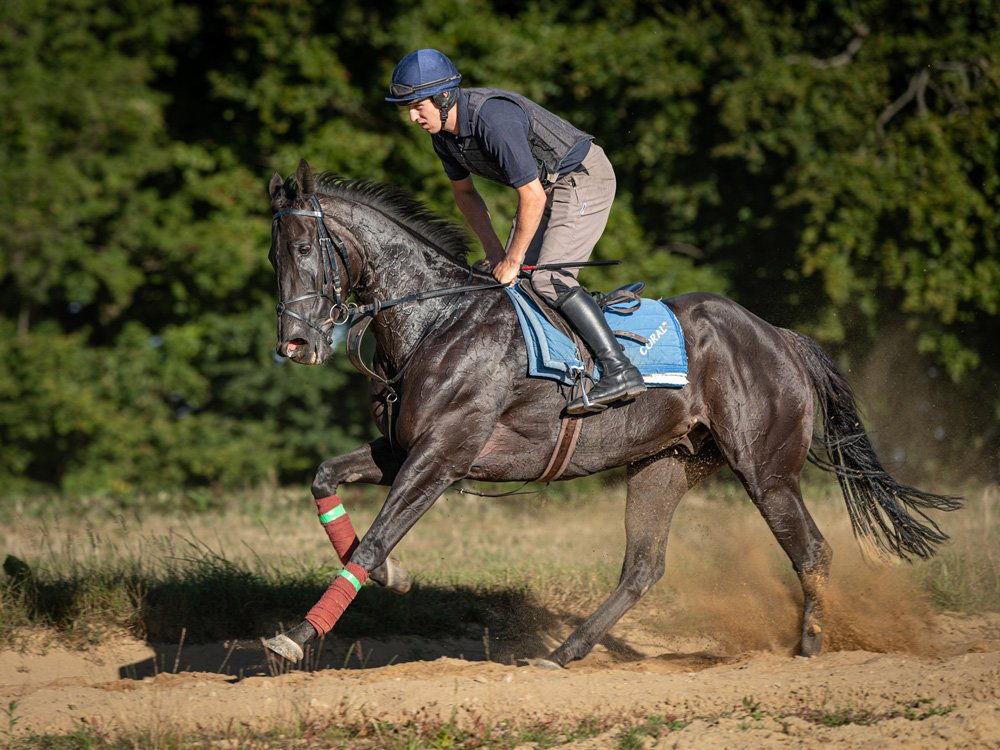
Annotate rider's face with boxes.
[407,99,443,134]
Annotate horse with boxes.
[262,158,960,668]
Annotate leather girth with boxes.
[517,282,593,483]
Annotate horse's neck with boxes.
[352,208,472,364]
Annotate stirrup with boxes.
[565,370,608,415]
[574,386,609,414]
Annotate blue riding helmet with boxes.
[385,49,462,104]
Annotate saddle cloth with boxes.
[504,282,688,387]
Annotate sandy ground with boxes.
[3,489,997,746]
[2,611,999,748]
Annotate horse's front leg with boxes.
[263,438,408,662]
[311,436,403,498]
[264,453,470,663]
[308,437,410,592]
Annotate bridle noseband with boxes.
[271,191,505,455]
[272,194,503,345]
[272,194,356,342]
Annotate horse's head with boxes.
[268,159,354,366]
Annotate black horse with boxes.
[263,159,959,668]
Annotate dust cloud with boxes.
[650,495,940,658]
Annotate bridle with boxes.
[272,194,501,346]
[271,192,503,454]
[272,194,355,341]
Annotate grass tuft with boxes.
[777,696,955,727]
[913,488,1000,613]
[0,697,957,749]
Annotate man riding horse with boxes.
[259,52,959,668]
[385,48,645,414]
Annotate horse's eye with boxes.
[298,244,312,256]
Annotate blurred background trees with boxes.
[2,0,997,496]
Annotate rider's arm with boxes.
[491,178,546,286]
[451,176,506,265]
[465,99,547,284]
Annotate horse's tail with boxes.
[780,329,962,561]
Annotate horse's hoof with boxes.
[371,556,411,594]
[533,658,562,670]
[801,642,822,657]
[263,634,304,662]
[516,658,562,670]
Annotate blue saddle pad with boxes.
[505,284,688,387]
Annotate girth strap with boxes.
[536,415,585,482]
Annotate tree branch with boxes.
[784,23,870,69]
[876,67,930,135]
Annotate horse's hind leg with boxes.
[545,452,713,668]
[735,471,832,656]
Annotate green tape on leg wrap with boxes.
[320,505,347,524]
[339,568,362,592]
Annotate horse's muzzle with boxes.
[279,339,320,365]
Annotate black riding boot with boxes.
[554,286,646,414]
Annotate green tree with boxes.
[2,0,997,494]
[0,0,373,494]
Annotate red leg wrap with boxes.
[304,562,369,636]
[315,494,360,562]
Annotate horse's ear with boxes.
[295,158,315,198]
[268,171,283,199]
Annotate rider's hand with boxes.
[492,257,521,286]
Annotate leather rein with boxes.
[272,195,587,493]
[272,195,502,414]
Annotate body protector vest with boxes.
[437,88,594,187]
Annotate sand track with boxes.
[3,612,999,748]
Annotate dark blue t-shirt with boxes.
[433,94,589,188]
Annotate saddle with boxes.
[510,281,688,482]
[517,281,647,341]
[507,281,688,387]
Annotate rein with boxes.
[273,196,503,450]
[344,269,501,388]
[272,196,502,347]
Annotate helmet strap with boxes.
[432,90,457,129]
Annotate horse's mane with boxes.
[274,171,476,265]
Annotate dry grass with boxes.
[1,479,996,653]
[0,481,993,749]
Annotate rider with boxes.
[385,49,645,414]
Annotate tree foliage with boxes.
[1,0,997,494]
